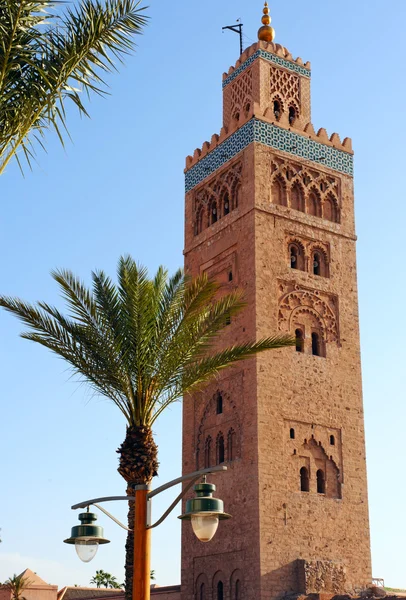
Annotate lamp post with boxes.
[64,465,231,600]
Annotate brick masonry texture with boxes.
[182,39,372,600]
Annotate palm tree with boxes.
[0,256,294,598]
[2,574,31,600]
[90,570,122,589]
[0,0,147,175]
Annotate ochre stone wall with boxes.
[182,40,371,600]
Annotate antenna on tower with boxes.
[222,19,244,56]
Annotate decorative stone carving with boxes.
[297,559,346,594]
[271,157,341,222]
[270,66,300,109]
[195,389,241,469]
[278,280,339,343]
[194,162,242,235]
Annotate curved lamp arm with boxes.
[70,465,227,531]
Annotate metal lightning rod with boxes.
[222,20,244,56]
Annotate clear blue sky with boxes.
[0,0,405,591]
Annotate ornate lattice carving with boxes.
[224,69,253,126]
[278,281,339,343]
[270,66,300,107]
[271,158,341,223]
[194,162,242,236]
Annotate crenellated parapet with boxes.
[185,107,353,192]
[223,41,311,87]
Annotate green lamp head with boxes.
[178,482,231,542]
[64,509,110,562]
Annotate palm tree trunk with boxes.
[117,425,159,600]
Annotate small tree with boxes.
[2,574,31,600]
[90,570,122,589]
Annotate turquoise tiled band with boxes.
[185,119,353,192]
[222,49,311,89]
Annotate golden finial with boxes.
[258,2,275,42]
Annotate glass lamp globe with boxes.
[64,510,110,560]
[75,539,99,563]
[179,481,231,542]
[191,514,219,542]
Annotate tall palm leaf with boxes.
[0,0,147,174]
[0,256,294,598]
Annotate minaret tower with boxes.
[181,5,372,600]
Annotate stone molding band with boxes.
[185,119,354,193]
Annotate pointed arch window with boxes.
[289,243,305,271]
[235,580,241,600]
[223,192,230,216]
[312,332,323,357]
[273,99,282,120]
[317,469,326,494]
[300,467,310,492]
[271,177,287,206]
[289,105,297,125]
[195,207,204,236]
[216,393,223,414]
[217,582,224,600]
[308,191,321,217]
[295,329,304,353]
[228,428,236,461]
[313,253,321,276]
[200,583,206,600]
[323,194,339,223]
[217,433,225,464]
[291,183,305,212]
[210,201,218,224]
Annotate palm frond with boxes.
[0,0,148,174]
[0,257,296,428]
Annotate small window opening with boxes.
[245,102,251,114]
[217,582,224,600]
[235,580,241,600]
[317,469,326,494]
[234,111,240,122]
[289,106,296,125]
[290,246,298,269]
[320,182,327,192]
[300,467,310,492]
[217,435,225,464]
[295,329,304,353]
[273,100,281,120]
[211,204,218,224]
[290,428,295,439]
[330,435,335,446]
[286,169,292,181]
[228,271,233,282]
[224,193,230,216]
[312,332,321,357]
[313,253,321,276]
[200,583,205,600]
[216,394,223,415]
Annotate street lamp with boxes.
[64,509,110,562]
[178,481,231,542]
[64,466,231,600]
